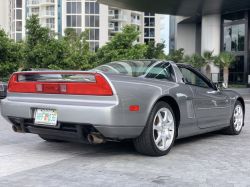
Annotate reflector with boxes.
[130,106,140,111]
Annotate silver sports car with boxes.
[0,60,245,156]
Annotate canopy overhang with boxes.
[97,0,250,17]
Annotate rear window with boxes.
[91,61,176,82]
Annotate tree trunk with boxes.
[191,73,196,85]
[206,65,211,79]
[223,66,229,85]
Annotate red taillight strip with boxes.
[8,73,113,96]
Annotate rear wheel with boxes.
[38,135,63,142]
[222,100,244,135]
[133,101,176,156]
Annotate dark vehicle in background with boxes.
[0,80,8,99]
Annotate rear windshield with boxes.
[91,61,176,82]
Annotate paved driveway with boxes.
[0,97,250,187]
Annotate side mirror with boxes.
[182,77,188,83]
[213,81,227,89]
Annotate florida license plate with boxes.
[35,109,58,126]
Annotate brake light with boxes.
[8,73,113,96]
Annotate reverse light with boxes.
[130,106,140,111]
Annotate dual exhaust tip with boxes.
[12,125,106,144]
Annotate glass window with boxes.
[85,2,89,14]
[16,9,22,20]
[95,29,99,40]
[150,13,155,16]
[144,18,149,26]
[67,15,71,27]
[72,15,76,27]
[144,62,175,81]
[145,12,149,16]
[224,24,245,52]
[90,29,94,40]
[95,3,99,14]
[150,28,155,37]
[16,21,22,31]
[67,2,71,14]
[90,16,94,27]
[229,56,244,72]
[77,15,81,27]
[90,2,94,14]
[12,22,15,32]
[150,18,155,27]
[179,68,210,88]
[91,61,175,80]
[16,0,22,8]
[72,2,76,14]
[76,28,81,36]
[77,2,81,14]
[224,11,245,23]
[16,33,22,41]
[170,40,175,52]
[144,28,149,37]
[170,16,175,36]
[95,16,99,27]
[95,42,99,52]
[89,42,95,53]
[85,15,89,27]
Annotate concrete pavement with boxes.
[0,98,250,187]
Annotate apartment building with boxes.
[0,0,164,52]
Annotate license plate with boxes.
[35,109,58,126]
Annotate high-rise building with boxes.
[0,0,164,53]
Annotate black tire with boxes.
[222,100,244,135]
[38,135,63,142]
[133,101,176,156]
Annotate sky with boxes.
[161,15,170,55]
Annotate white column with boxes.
[201,14,221,75]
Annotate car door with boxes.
[179,66,231,129]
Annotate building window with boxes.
[229,56,244,73]
[89,42,99,53]
[16,21,22,31]
[144,12,155,41]
[16,33,22,41]
[16,9,22,20]
[16,0,22,8]
[67,2,81,14]
[85,2,99,14]
[87,29,99,40]
[170,16,175,36]
[224,24,245,52]
[223,11,245,23]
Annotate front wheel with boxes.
[133,101,176,156]
[222,100,244,135]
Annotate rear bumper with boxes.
[1,96,143,140]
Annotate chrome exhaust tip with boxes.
[12,125,24,133]
[87,133,106,144]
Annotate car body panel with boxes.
[0,60,245,141]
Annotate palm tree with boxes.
[64,28,78,42]
[213,52,236,88]
[165,48,185,63]
[203,50,214,79]
[183,53,206,84]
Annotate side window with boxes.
[179,67,210,88]
[145,62,176,82]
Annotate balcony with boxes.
[161,15,165,20]
[108,36,114,41]
[132,41,140,45]
[27,11,55,18]
[109,10,114,16]
[9,5,11,9]
[161,24,165,30]
[131,19,141,25]
[40,0,55,6]
[131,11,141,14]
[27,0,40,6]
[108,23,114,30]
[111,26,122,33]
[41,23,55,29]
[111,14,127,22]
[8,13,11,17]
[161,34,165,39]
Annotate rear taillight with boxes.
[8,73,113,96]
